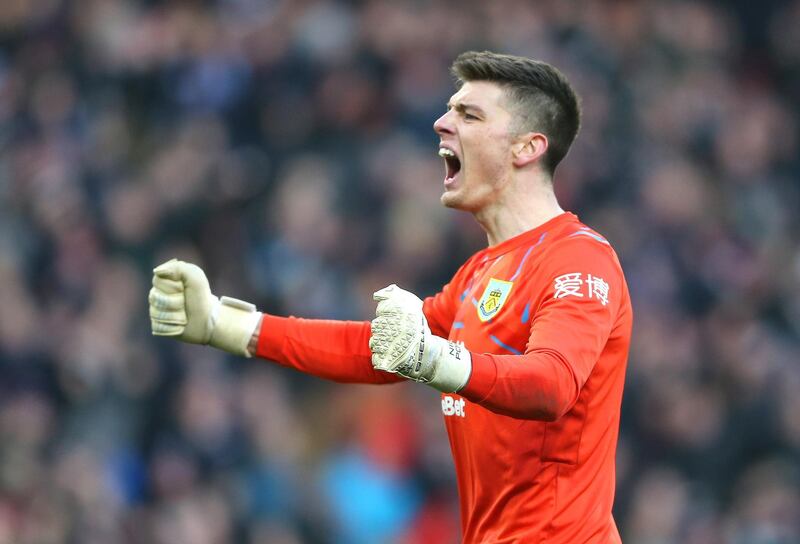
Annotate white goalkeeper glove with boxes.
[149,259,261,357]
[369,284,471,393]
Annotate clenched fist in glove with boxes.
[369,284,472,393]
[149,259,261,357]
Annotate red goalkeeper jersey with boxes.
[257,212,633,544]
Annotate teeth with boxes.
[438,148,455,158]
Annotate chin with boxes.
[441,188,482,213]
[440,190,463,210]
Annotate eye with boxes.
[464,112,479,121]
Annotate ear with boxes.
[511,132,548,168]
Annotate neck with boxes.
[474,176,564,247]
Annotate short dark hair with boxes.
[451,51,581,175]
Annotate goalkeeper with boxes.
[150,51,633,544]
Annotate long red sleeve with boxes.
[460,350,578,420]
[255,314,403,384]
[252,250,479,385]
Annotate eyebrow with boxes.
[447,102,486,116]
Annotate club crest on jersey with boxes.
[477,278,513,322]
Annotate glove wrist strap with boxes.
[426,335,472,393]
[209,296,262,357]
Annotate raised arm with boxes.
[149,259,402,385]
[250,313,402,384]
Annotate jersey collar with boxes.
[484,212,578,260]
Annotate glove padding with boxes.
[149,259,261,357]
[370,284,471,393]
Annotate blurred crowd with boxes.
[1,0,799,542]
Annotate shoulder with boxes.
[530,227,629,313]
[542,221,620,267]
[535,223,626,298]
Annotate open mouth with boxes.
[438,147,462,183]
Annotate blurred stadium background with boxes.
[1,0,799,542]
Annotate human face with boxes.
[433,81,516,213]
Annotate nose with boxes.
[433,110,455,136]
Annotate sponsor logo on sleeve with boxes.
[442,396,466,417]
[553,273,610,306]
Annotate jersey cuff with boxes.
[458,352,498,402]
[255,313,289,360]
